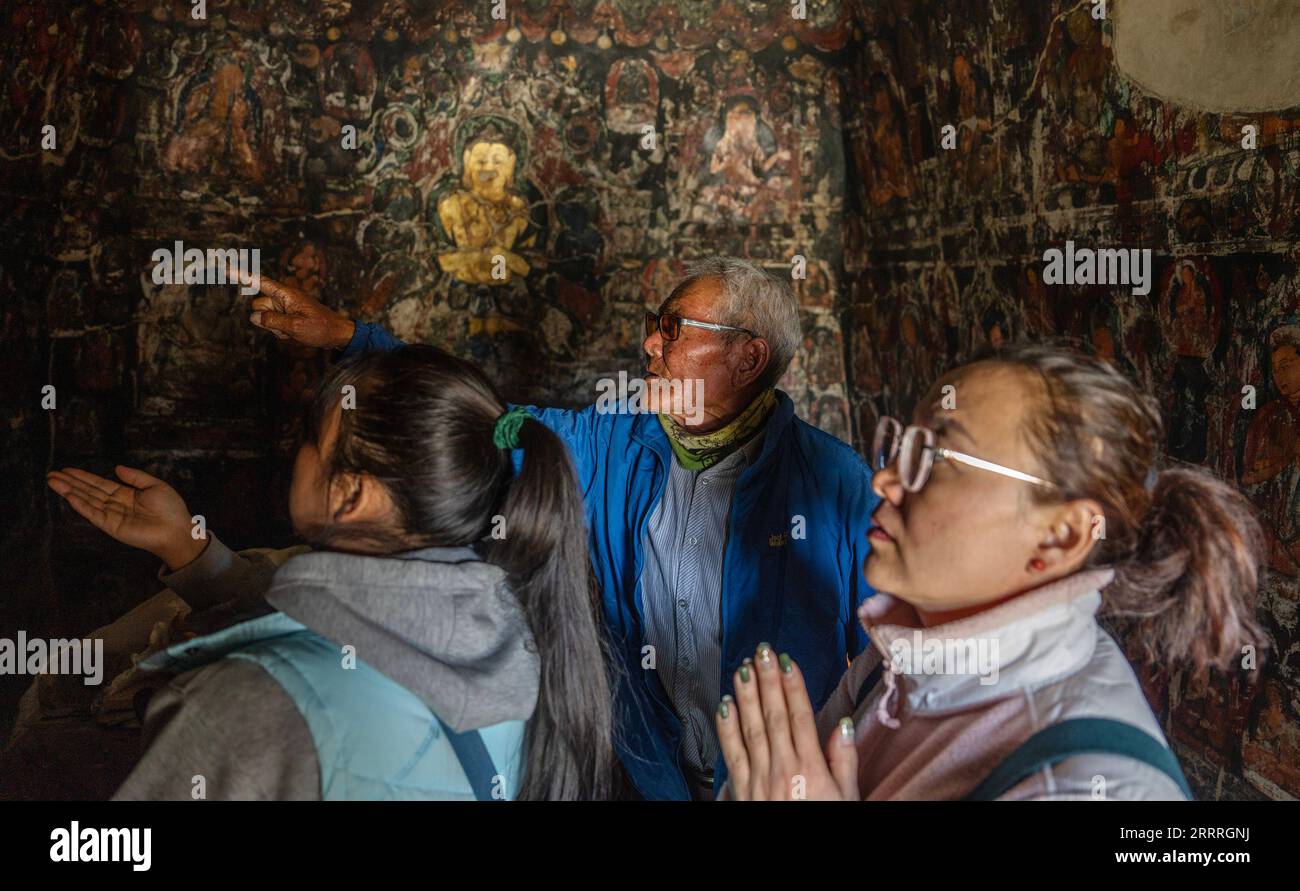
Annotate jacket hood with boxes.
[264,546,539,732]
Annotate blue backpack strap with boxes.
[432,715,502,802]
[965,717,1193,801]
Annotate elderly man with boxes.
[247,257,878,800]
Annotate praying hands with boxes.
[715,643,860,801]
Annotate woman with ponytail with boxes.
[713,342,1267,801]
[48,344,618,800]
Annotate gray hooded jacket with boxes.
[113,535,538,800]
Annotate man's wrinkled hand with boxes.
[226,264,354,350]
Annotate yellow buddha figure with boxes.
[437,126,532,285]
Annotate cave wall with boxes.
[840,0,1300,799]
[0,0,858,733]
[2,0,1297,803]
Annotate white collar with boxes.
[864,568,1115,716]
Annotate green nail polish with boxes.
[739,664,750,683]
[718,699,730,719]
[757,642,772,664]
[779,653,793,674]
[839,717,855,740]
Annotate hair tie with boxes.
[492,405,531,450]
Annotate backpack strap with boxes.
[852,659,885,712]
[965,717,1193,801]
[433,715,503,802]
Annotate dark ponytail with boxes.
[306,345,617,799]
[971,341,1269,688]
[480,418,619,801]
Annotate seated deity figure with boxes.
[436,123,532,286]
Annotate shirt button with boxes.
[688,536,699,545]
[677,598,688,608]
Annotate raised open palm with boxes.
[46,466,203,570]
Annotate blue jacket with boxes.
[344,322,879,799]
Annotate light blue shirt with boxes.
[640,435,763,789]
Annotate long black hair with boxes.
[303,344,618,800]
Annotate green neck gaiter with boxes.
[657,388,777,471]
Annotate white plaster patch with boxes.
[1113,0,1300,112]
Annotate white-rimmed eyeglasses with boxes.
[871,416,1057,493]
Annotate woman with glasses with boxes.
[714,343,1267,800]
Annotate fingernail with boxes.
[757,642,772,664]
[779,653,792,674]
[839,717,855,743]
[718,697,732,719]
[738,664,750,683]
[250,312,262,324]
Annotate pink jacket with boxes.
[814,568,1187,800]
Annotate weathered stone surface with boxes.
[1114,0,1300,114]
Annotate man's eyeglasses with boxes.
[871,416,1057,493]
[645,310,756,342]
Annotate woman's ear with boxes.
[327,472,372,524]
[336,473,403,529]
[1031,499,1103,576]
[326,472,357,523]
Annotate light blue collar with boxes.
[139,610,308,674]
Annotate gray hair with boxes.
[670,257,802,390]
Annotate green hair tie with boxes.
[492,405,531,450]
